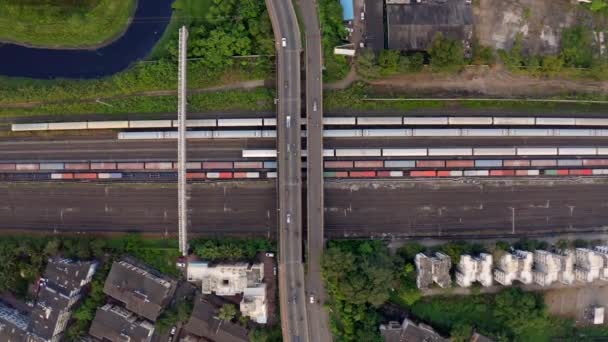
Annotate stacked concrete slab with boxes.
[494,250,533,286]
[532,250,575,286]
[574,248,605,283]
[455,254,493,287]
[415,253,451,289]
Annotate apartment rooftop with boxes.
[183,295,249,342]
[89,303,155,342]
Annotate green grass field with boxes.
[0,0,136,48]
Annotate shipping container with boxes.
[117,162,145,170]
[449,170,463,176]
[187,172,206,180]
[234,161,263,169]
[98,173,112,179]
[203,161,233,169]
[377,171,391,177]
[206,172,220,179]
[242,150,277,158]
[266,172,278,178]
[559,147,596,156]
[0,163,16,171]
[145,162,173,170]
[493,117,535,125]
[109,173,123,179]
[583,159,608,166]
[16,163,39,171]
[51,173,63,180]
[382,148,426,157]
[335,171,349,177]
[263,161,277,169]
[416,160,445,168]
[128,120,172,129]
[544,170,558,176]
[185,162,202,169]
[410,170,436,177]
[233,172,248,178]
[87,121,129,129]
[473,147,516,156]
[349,171,376,177]
[437,170,452,177]
[39,163,64,170]
[75,173,97,179]
[384,160,416,168]
[530,159,557,167]
[503,160,530,167]
[557,159,583,167]
[323,171,336,178]
[569,169,593,175]
[536,118,575,126]
[449,117,493,125]
[65,163,90,170]
[354,160,383,168]
[219,172,233,179]
[62,173,74,179]
[403,117,448,125]
[336,149,382,157]
[446,160,474,167]
[526,170,540,176]
[475,160,502,167]
[390,171,404,177]
[464,170,489,176]
[90,162,117,170]
[324,161,354,168]
[490,170,516,176]
[593,169,608,175]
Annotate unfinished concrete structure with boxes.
[574,248,605,283]
[494,250,533,286]
[532,250,575,286]
[240,284,268,324]
[415,253,451,289]
[455,253,493,288]
[593,246,608,280]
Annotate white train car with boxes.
[362,129,411,137]
[461,128,508,137]
[413,128,461,136]
[335,149,382,157]
[508,128,553,137]
[516,147,558,156]
[428,148,473,156]
[382,148,427,157]
[448,117,493,125]
[323,129,362,137]
[356,117,402,125]
[88,121,129,129]
[576,118,608,126]
[558,147,596,156]
[473,148,517,156]
[129,120,172,129]
[492,117,535,125]
[535,118,575,126]
[118,132,165,140]
[218,118,264,127]
[243,150,277,158]
[403,117,448,125]
[323,117,356,125]
[48,122,88,130]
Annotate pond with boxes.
[0,0,174,79]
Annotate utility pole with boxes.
[178,26,188,256]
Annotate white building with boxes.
[494,250,533,286]
[532,250,575,286]
[415,253,451,289]
[455,253,493,287]
[574,248,604,283]
[187,261,267,324]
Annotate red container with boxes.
[411,170,436,177]
[62,173,74,179]
[556,169,569,176]
[16,163,39,171]
[490,170,516,176]
[65,163,89,170]
[583,159,608,166]
[219,172,233,179]
[0,163,16,171]
[446,160,474,167]
[350,171,376,177]
[503,160,530,167]
[437,170,452,177]
[117,162,144,170]
[145,162,173,170]
[531,160,557,167]
[335,171,349,177]
[416,160,445,168]
[515,170,529,176]
[569,169,592,175]
[90,162,117,170]
[377,171,391,177]
[354,160,383,168]
[234,161,263,169]
[75,173,97,179]
[203,161,233,169]
[324,161,354,168]
[187,172,206,179]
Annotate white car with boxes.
[266,252,275,257]
[286,115,291,128]
[281,37,287,47]
[313,101,318,111]
[309,295,315,304]
[287,213,291,223]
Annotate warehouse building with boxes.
[494,250,533,286]
[415,253,451,289]
[455,253,493,288]
[386,0,473,51]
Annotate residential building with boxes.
[188,262,264,296]
[532,250,575,286]
[455,253,493,287]
[182,296,249,342]
[42,258,97,297]
[380,318,447,342]
[574,248,604,283]
[89,304,155,342]
[415,253,451,289]
[104,258,177,321]
[494,250,533,286]
[240,284,267,324]
[0,302,29,342]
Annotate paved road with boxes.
[297,0,332,339]
[265,0,310,340]
[4,179,608,238]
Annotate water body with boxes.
[0,0,174,79]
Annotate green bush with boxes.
[561,26,593,68]
[191,237,273,261]
[428,33,465,70]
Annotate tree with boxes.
[428,33,465,70]
[218,304,237,321]
[378,50,401,75]
[561,26,593,68]
[451,323,473,342]
[357,48,379,78]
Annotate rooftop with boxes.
[89,303,155,342]
[43,258,97,296]
[183,295,249,342]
